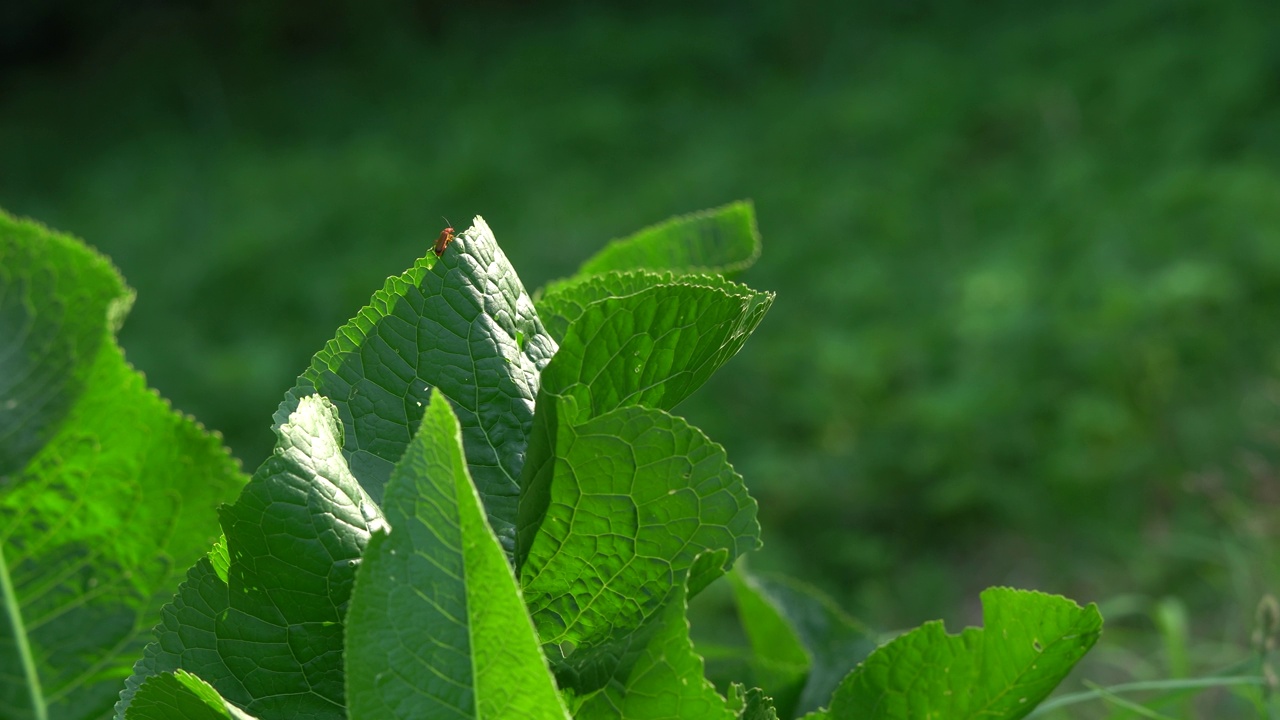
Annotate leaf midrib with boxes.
[1,541,47,720]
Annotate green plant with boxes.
[2,203,1102,719]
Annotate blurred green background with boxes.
[6,0,1280,707]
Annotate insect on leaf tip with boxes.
[433,216,457,257]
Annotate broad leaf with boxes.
[118,395,380,719]
[275,216,555,552]
[535,271,760,345]
[827,587,1102,720]
[561,201,762,286]
[0,213,124,475]
[125,670,258,720]
[520,401,760,658]
[569,566,737,720]
[537,278,773,426]
[0,212,246,720]
[345,391,569,720]
[518,276,771,572]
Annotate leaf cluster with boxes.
[1,203,1102,720]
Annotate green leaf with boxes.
[728,685,780,720]
[275,216,555,552]
[206,537,229,584]
[828,587,1103,720]
[118,394,380,719]
[570,567,737,720]
[116,557,229,718]
[0,212,127,476]
[519,402,760,659]
[0,212,246,720]
[727,570,810,716]
[125,670,258,720]
[734,571,878,717]
[535,271,761,345]
[561,201,762,286]
[537,277,773,427]
[344,391,569,720]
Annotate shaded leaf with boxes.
[118,395,380,719]
[125,670,258,720]
[727,570,810,716]
[737,571,878,716]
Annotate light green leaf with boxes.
[535,270,760,345]
[828,587,1103,720]
[0,213,125,476]
[536,278,773,427]
[345,391,569,720]
[0,211,246,720]
[519,402,760,659]
[275,216,555,552]
[729,685,779,720]
[206,537,229,584]
[570,568,736,720]
[125,670,258,720]
[118,395,380,719]
[558,201,761,287]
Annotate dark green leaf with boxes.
[739,571,878,716]
[727,570,810,716]
[345,391,569,719]
[275,216,555,552]
[118,395,380,719]
[125,670,258,720]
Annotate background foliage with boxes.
[4,0,1280,709]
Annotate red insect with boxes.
[433,217,456,257]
